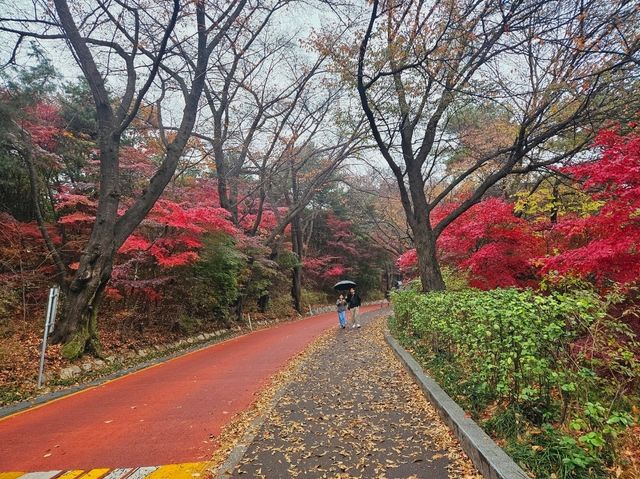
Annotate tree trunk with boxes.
[48,127,121,358]
[411,217,446,292]
[51,249,115,359]
[292,264,302,313]
[291,215,303,313]
[404,160,446,292]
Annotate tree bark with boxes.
[291,214,303,313]
[412,224,445,292]
[49,137,121,357]
[406,161,446,292]
[54,258,112,359]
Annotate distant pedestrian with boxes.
[346,287,361,328]
[336,294,347,329]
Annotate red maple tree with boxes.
[397,198,543,289]
[542,127,640,286]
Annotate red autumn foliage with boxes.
[57,211,95,225]
[398,128,640,291]
[542,128,640,286]
[440,198,544,289]
[304,213,363,285]
[22,102,62,151]
[110,195,236,299]
[239,210,279,235]
[396,249,418,275]
[397,198,542,289]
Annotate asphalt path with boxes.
[0,305,380,471]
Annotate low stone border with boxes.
[384,332,529,479]
[308,299,387,316]
[213,375,290,479]
[0,319,281,418]
[56,326,242,381]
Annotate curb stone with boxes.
[213,380,290,479]
[384,331,530,479]
[1,303,385,419]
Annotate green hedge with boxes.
[391,288,639,479]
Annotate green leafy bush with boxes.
[191,233,242,322]
[390,288,639,479]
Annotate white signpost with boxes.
[37,286,60,388]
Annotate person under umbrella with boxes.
[346,287,361,328]
[336,294,347,329]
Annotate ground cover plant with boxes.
[391,288,640,479]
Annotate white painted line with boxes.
[102,468,133,478]
[125,467,158,479]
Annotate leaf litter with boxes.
[212,309,481,478]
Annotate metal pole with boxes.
[37,286,60,388]
[49,286,59,332]
[247,313,253,331]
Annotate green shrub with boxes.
[301,289,329,310]
[507,425,605,479]
[390,288,639,479]
[191,233,242,322]
[175,314,201,335]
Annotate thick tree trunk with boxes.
[49,127,121,358]
[292,264,302,313]
[413,223,445,292]
[405,162,446,292]
[213,120,236,222]
[51,249,115,359]
[56,280,106,359]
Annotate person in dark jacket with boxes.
[346,287,361,328]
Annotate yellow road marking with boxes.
[55,471,85,479]
[144,463,208,479]
[0,473,24,479]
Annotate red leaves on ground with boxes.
[57,211,95,225]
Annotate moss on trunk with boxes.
[61,307,103,360]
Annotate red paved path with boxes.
[0,306,379,471]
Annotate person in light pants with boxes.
[347,287,361,328]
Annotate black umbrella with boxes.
[334,280,357,291]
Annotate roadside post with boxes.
[37,286,60,388]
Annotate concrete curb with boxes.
[0,332,238,419]
[384,332,529,479]
[213,378,289,479]
[1,303,387,419]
